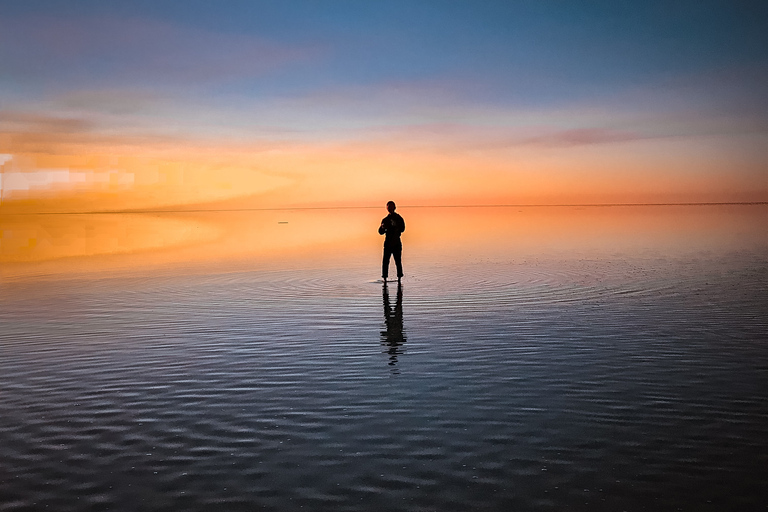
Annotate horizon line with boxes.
[1,201,766,215]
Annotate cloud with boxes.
[0,14,316,87]
[51,89,163,116]
[0,111,94,134]
[0,110,99,152]
[0,108,196,154]
[521,128,643,147]
[349,121,650,153]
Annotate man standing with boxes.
[378,201,405,281]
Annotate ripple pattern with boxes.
[1,252,767,511]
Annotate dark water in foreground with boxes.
[1,206,767,511]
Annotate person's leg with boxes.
[393,243,403,278]
[382,245,392,279]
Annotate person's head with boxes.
[386,201,396,213]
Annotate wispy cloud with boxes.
[0,15,317,88]
[0,108,198,154]
[346,120,650,153]
[521,128,643,147]
[0,111,94,134]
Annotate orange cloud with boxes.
[0,14,315,86]
[0,137,293,212]
[1,112,766,214]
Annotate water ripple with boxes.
[1,251,767,511]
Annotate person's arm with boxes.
[378,218,387,235]
[399,216,405,234]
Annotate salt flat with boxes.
[1,205,766,511]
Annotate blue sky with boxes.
[1,0,766,207]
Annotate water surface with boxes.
[1,205,766,511]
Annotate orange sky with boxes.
[1,127,765,213]
[1,4,766,212]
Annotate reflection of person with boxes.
[378,201,405,281]
[381,281,406,370]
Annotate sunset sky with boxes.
[1,0,766,211]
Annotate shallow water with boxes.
[1,205,767,511]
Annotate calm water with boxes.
[1,205,767,511]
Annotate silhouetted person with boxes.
[381,281,406,371]
[378,200,405,281]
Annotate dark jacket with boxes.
[379,213,405,244]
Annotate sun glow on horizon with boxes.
[1,128,765,214]
[0,3,766,212]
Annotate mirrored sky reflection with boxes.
[1,1,767,210]
[1,205,767,510]
[1,205,766,281]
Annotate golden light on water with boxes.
[2,205,765,281]
[1,130,765,279]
